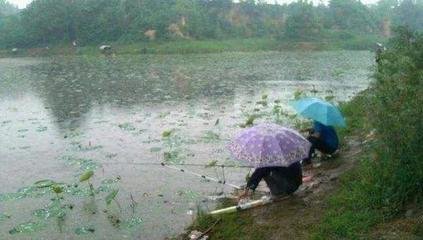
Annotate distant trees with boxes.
[0,0,422,49]
[0,0,18,17]
[283,1,322,40]
[328,0,377,33]
[394,0,423,31]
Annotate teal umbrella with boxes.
[290,97,346,127]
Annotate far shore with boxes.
[0,37,384,58]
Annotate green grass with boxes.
[0,34,387,58]
[178,200,271,240]
[336,90,373,140]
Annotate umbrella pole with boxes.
[160,163,242,190]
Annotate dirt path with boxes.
[181,135,366,240]
[239,136,364,240]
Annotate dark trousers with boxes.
[246,163,302,197]
[263,170,301,196]
[303,136,337,164]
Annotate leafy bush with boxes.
[371,27,423,208]
[314,27,423,239]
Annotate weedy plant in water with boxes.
[162,129,173,138]
[79,170,98,215]
[104,190,122,228]
[0,213,11,222]
[33,180,73,232]
[240,114,259,128]
[294,89,306,100]
[9,221,47,235]
[80,170,95,196]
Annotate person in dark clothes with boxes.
[303,121,339,165]
[239,161,302,199]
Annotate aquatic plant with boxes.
[74,225,95,235]
[9,221,46,235]
[201,131,220,143]
[244,115,257,127]
[118,122,136,131]
[205,160,218,168]
[162,130,173,138]
[105,189,119,206]
[80,170,95,197]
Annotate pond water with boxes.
[0,51,373,239]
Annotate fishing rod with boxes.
[160,162,242,189]
[102,161,247,189]
[102,161,253,169]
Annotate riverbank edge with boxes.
[0,36,383,58]
[173,89,422,240]
[172,90,371,240]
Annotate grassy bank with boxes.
[174,90,373,240]
[0,35,384,58]
[175,29,422,240]
[312,28,423,239]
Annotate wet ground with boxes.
[0,51,373,239]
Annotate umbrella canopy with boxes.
[228,123,311,168]
[290,97,346,127]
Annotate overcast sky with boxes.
[8,0,380,9]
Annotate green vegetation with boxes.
[176,28,422,240]
[1,171,131,236]
[313,28,423,239]
[1,0,423,53]
[178,200,270,240]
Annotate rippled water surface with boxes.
[0,51,373,239]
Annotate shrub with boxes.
[314,27,423,239]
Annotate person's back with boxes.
[313,121,339,152]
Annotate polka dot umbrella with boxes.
[228,123,311,168]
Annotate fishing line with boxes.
[102,161,253,168]
[103,161,244,189]
[161,163,242,189]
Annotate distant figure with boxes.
[99,45,112,55]
[72,40,77,47]
[375,42,386,63]
[302,121,339,165]
[240,162,303,199]
[144,29,156,41]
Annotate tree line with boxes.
[0,0,422,49]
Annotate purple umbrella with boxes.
[228,123,311,168]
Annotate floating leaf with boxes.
[9,222,46,235]
[118,122,136,131]
[52,185,63,194]
[33,201,65,220]
[245,115,257,126]
[294,90,305,100]
[75,226,95,235]
[0,213,11,222]
[202,131,220,142]
[34,180,56,188]
[325,95,335,101]
[205,160,218,168]
[162,130,172,137]
[36,126,48,132]
[121,217,143,229]
[79,171,94,182]
[256,100,267,106]
[105,189,119,205]
[150,147,162,153]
